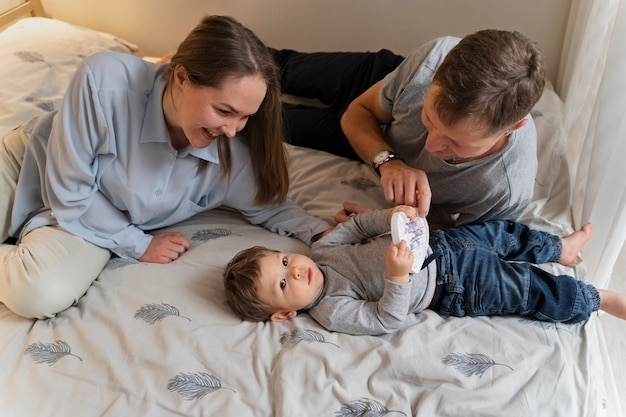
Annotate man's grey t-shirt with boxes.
[379,36,538,227]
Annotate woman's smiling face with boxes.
[167,66,267,149]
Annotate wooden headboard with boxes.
[0,0,46,27]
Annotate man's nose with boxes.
[424,131,446,152]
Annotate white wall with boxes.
[40,0,571,85]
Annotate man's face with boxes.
[421,84,510,163]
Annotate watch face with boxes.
[373,151,391,165]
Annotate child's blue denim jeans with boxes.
[427,221,600,323]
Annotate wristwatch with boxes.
[372,150,403,175]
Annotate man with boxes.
[274,30,546,228]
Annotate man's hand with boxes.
[139,232,190,264]
[378,161,431,219]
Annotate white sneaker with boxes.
[390,212,429,273]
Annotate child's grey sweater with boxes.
[308,209,438,335]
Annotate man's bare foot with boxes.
[560,223,593,266]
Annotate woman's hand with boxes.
[335,202,371,223]
[385,240,413,284]
[139,232,190,263]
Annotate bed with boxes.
[0,2,621,416]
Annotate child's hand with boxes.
[385,240,413,284]
[387,205,417,225]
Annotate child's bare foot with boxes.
[559,223,593,266]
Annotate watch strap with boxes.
[373,153,403,175]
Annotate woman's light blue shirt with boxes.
[10,52,329,259]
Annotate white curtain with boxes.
[556,0,626,288]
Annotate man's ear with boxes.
[510,117,529,132]
[270,310,297,322]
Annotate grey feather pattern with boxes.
[106,257,139,270]
[134,303,191,325]
[14,51,49,65]
[167,372,235,400]
[24,96,55,112]
[442,352,513,377]
[24,340,83,366]
[279,328,339,348]
[335,398,406,417]
[517,317,575,333]
[341,177,377,191]
[191,228,237,242]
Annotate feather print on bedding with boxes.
[517,317,577,333]
[191,228,238,242]
[134,303,191,325]
[335,398,407,417]
[167,372,235,400]
[24,96,54,112]
[340,177,378,191]
[105,257,139,269]
[442,352,513,377]
[279,328,339,348]
[14,50,49,66]
[24,340,83,366]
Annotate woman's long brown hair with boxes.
[163,15,288,206]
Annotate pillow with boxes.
[521,84,574,233]
[0,17,138,136]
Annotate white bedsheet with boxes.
[0,17,618,417]
[0,139,612,415]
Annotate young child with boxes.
[224,205,626,336]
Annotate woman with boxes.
[0,15,330,319]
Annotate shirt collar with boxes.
[179,141,220,163]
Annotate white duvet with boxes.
[0,17,618,417]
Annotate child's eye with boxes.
[282,257,288,267]
[279,279,286,290]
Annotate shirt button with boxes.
[168,153,175,160]
[155,190,162,196]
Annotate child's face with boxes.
[256,252,324,321]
